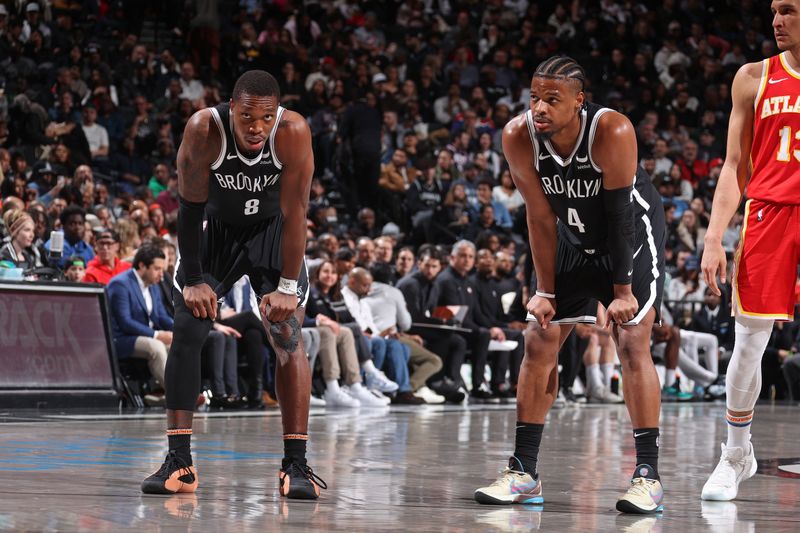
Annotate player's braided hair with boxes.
[533,56,587,92]
[232,70,281,101]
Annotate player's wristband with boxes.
[277,277,298,295]
[535,290,556,299]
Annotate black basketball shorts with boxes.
[175,214,309,306]
[528,216,666,326]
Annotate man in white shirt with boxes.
[364,263,444,403]
[81,105,109,160]
[178,61,205,103]
[342,268,424,404]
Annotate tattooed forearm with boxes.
[269,315,302,353]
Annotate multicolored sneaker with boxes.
[661,384,693,402]
[474,457,544,505]
[279,460,327,499]
[616,465,664,514]
[141,451,198,494]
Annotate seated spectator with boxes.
[82,229,131,284]
[492,169,524,215]
[395,247,415,280]
[355,237,376,268]
[303,263,388,408]
[307,260,398,399]
[379,148,412,193]
[63,256,86,281]
[466,204,509,241]
[690,287,735,352]
[44,205,94,269]
[435,240,495,402]
[494,250,527,324]
[676,209,705,254]
[355,207,380,239]
[471,180,513,229]
[470,249,522,398]
[156,174,179,215]
[0,209,43,270]
[343,267,424,405]
[397,247,467,396]
[107,246,173,405]
[666,255,707,310]
[365,262,445,403]
[80,104,109,161]
[218,276,272,409]
[406,157,446,244]
[334,248,356,278]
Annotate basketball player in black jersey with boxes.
[141,70,326,499]
[474,57,666,514]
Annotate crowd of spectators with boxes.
[1,0,799,407]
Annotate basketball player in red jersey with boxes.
[701,1,800,501]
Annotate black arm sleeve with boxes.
[603,186,635,285]
[177,196,206,286]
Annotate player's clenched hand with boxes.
[183,283,217,320]
[701,240,727,296]
[605,293,639,327]
[527,295,556,330]
[261,291,298,323]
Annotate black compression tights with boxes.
[165,291,213,412]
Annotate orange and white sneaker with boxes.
[141,452,198,494]
[279,460,327,499]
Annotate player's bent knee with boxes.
[268,315,303,354]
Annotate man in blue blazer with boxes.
[107,245,173,387]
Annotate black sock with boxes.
[282,434,308,469]
[167,429,192,465]
[633,428,659,478]
[514,422,544,476]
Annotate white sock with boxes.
[362,360,378,375]
[601,363,615,389]
[725,316,773,450]
[325,379,340,393]
[726,411,754,450]
[350,382,365,392]
[665,368,676,388]
[586,364,604,393]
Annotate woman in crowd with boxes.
[0,209,43,270]
[306,260,395,407]
[492,168,524,215]
[677,209,705,254]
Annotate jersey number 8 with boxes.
[244,198,260,215]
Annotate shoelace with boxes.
[628,477,655,499]
[489,468,524,488]
[158,451,194,480]
[719,452,748,482]
[286,461,328,490]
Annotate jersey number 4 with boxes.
[244,198,260,215]
[777,126,800,163]
[567,208,586,233]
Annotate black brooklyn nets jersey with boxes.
[524,102,661,252]
[206,103,286,226]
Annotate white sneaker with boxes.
[323,387,361,408]
[364,370,399,393]
[587,386,624,404]
[701,442,757,501]
[370,389,392,405]
[414,386,445,404]
[309,395,326,407]
[346,383,387,407]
